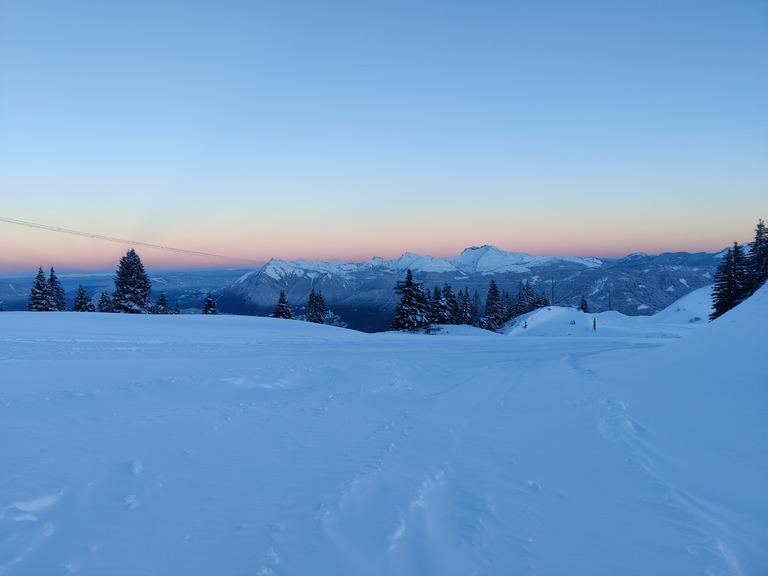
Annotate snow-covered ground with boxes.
[1,285,766,575]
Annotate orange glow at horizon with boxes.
[2,215,757,274]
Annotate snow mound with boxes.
[504,285,714,339]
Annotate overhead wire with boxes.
[0,216,263,265]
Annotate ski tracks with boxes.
[568,350,746,575]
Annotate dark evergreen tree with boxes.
[710,242,749,321]
[578,295,589,313]
[457,287,472,325]
[470,290,482,327]
[747,218,768,293]
[272,290,294,319]
[49,267,67,311]
[173,300,181,314]
[430,286,442,324]
[441,283,459,324]
[72,284,95,312]
[154,292,170,314]
[483,279,506,331]
[96,291,114,313]
[112,249,153,313]
[306,289,328,324]
[502,290,514,323]
[28,267,55,311]
[514,281,541,317]
[390,269,431,331]
[202,292,218,315]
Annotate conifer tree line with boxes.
[27,267,67,311]
[269,288,346,327]
[390,269,549,332]
[710,219,768,321]
[27,249,181,314]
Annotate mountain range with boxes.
[0,245,721,332]
[216,245,720,332]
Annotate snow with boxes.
[1,285,766,575]
[504,285,713,339]
[239,246,603,282]
[447,245,602,274]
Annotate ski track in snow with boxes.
[1,290,766,576]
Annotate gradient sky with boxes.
[1,0,767,271]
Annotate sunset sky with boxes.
[1,0,766,271]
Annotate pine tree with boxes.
[578,295,589,313]
[272,290,294,319]
[306,289,328,324]
[470,290,482,327]
[514,281,540,317]
[28,267,55,311]
[502,290,514,323]
[747,218,768,294]
[430,286,442,324]
[441,283,459,324]
[72,285,95,312]
[483,279,506,331]
[49,267,67,311]
[96,292,114,313]
[154,292,170,314]
[390,269,431,331]
[457,287,472,325]
[710,242,749,321]
[202,292,218,315]
[112,249,153,314]
[173,301,181,314]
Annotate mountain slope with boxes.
[217,246,718,331]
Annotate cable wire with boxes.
[0,216,262,265]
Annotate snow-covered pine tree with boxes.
[96,292,114,313]
[747,218,768,294]
[502,289,514,322]
[390,269,431,331]
[28,267,55,311]
[73,285,95,312]
[483,279,506,331]
[202,292,218,315]
[154,292,170,314]
[272,290,294,319]
[112,249,153,314]
[470,290,482,326]
[457,287,472,325]
[514,280,539,317]
[438,283,459,324]
[710,242,749,321]
[306,289,328,324]
[578,295,589,313]
[49,267,67,311]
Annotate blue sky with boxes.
[1,0,766,270]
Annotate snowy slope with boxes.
[1,285,765,575]
[505,284,713,339]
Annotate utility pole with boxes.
[550,275,555,306]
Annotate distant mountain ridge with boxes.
[0,245,721,332]
[217,245,719,332]
[238,245,602,282]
